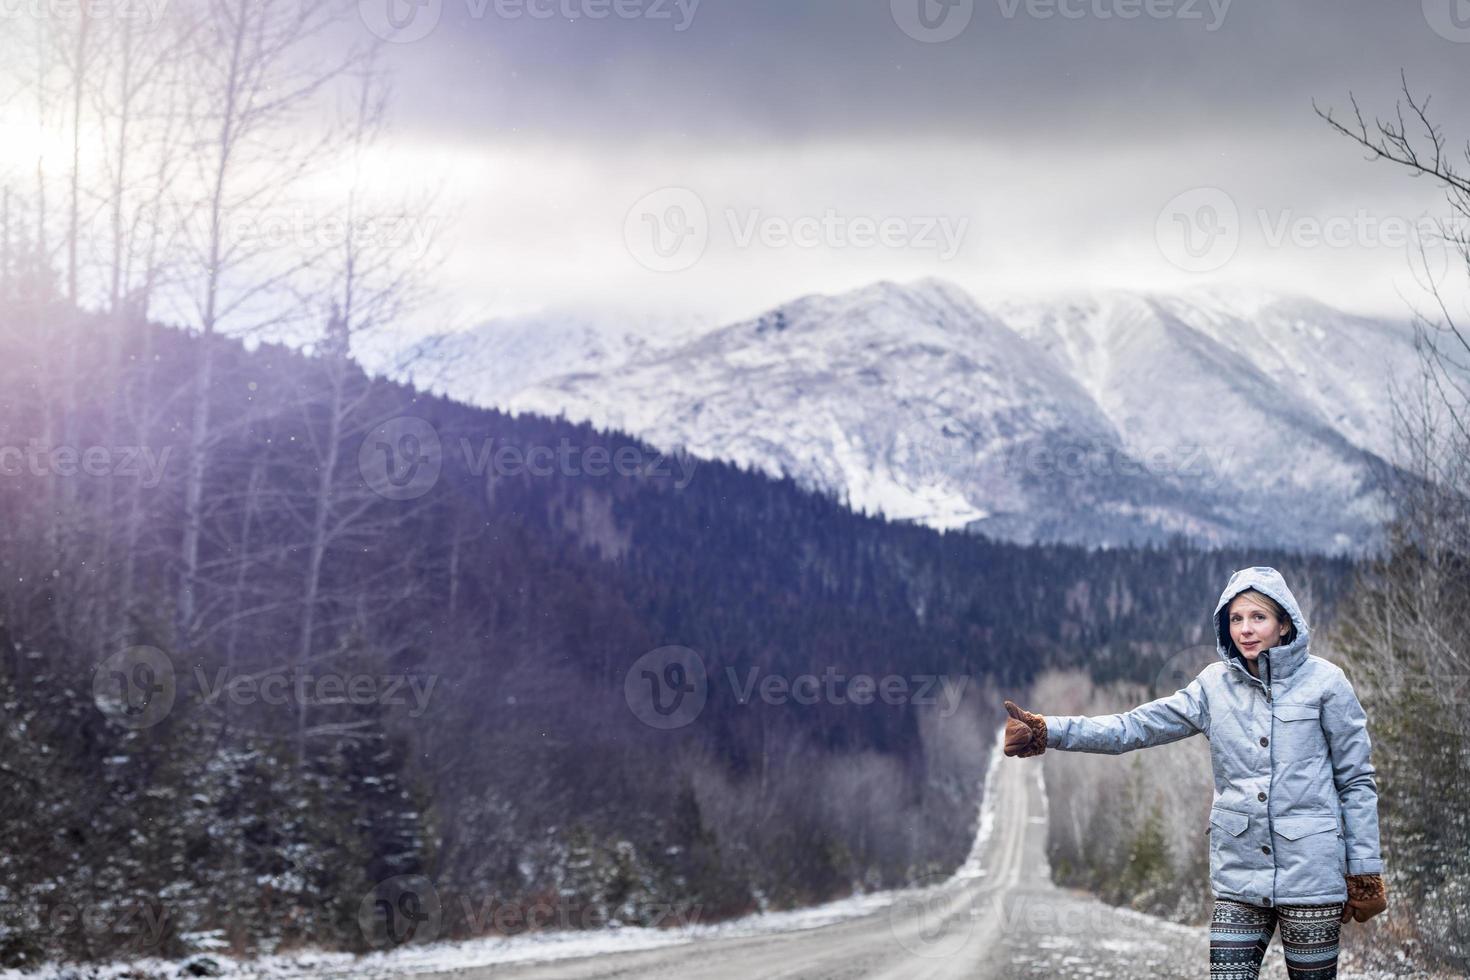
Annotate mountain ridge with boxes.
[400,279,1421,554]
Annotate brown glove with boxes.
[1003,700,1047,757]
[1339,873,1387,923]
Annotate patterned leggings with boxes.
[1210,899,1345,978]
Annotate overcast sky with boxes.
[346,0,1470,332]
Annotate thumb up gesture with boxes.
[1004,700,1048,758]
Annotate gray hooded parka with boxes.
[1042,566,1383,907]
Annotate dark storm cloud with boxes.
[363,0,1470,144]
[329,0,1470,324]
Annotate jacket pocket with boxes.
[1271,814,1337,840]
[1271,814,1343,895]
[1210,805,1249,836]
[1210,805,1252,893]
[1273,703,1321,723]
[1272,702,1324,758]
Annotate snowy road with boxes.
[411,756,1207,979]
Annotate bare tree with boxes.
[173,0,364,637]
[280,51,447,761]
[1316,76,1470,972]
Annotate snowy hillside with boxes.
[392,309,704,408]
[403,280,1425,554]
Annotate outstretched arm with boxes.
[1042,674,1210,754]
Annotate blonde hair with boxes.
[1228,588,1297,647]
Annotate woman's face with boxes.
[1228,594,1289,663]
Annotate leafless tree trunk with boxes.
[175,0,362,639]
[287,53,441,761]
[1317,75,1470,971]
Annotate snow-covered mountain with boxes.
[393,309,704,408]
[403,279,1426,554]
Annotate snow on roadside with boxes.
[1,737,1009,980]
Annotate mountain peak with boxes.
[408,280,1429,554]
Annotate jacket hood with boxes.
[1213,565,1311,682]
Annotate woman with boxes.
[1002,566,1387,979]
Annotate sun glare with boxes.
[0,112,68,182]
